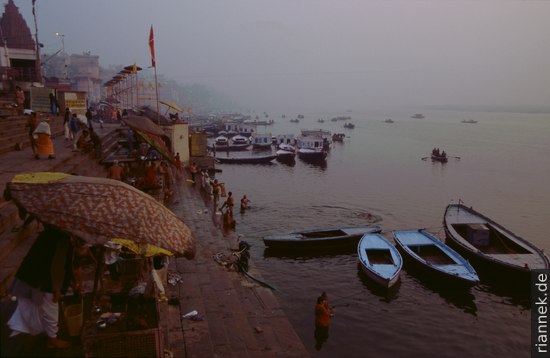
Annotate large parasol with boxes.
[4,172,195,259]
[121,114,175,163]
[160,100,184,113]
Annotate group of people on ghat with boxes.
[23,107,102,161]
[107,156,181,201]
[183,162,250,228]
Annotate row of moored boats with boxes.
[214,130,333,163]
[264,202,549,289]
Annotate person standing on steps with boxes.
[25,112,38,155]
[189,162,198,184]
[32,118,55,159]
[7,226,77,349]
[63,108,72,141]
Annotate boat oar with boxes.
[452,156,461,160]
[421,157,429,160]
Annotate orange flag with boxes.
[149,25,156,67]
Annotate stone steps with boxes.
[0,116,65,154]
[0,118,113,297]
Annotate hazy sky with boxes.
[11,0,550,112]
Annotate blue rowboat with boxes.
[357,233,402,288]
[392,229,479,287]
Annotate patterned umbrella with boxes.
[122,114,175,163]
[4,172,195,259]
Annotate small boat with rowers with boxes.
[392,229,479,287]
[443,202,549,280]
[263,225,383,249]
[357,233,403,288]
[430,147,448,163]
[343,122,355,129]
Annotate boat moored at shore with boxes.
[263,225,383,249]
[443,203,550,281]
[296,135,327,161]
[250,133,272,149]
[393,229,479,287]
[358,233,403,288]
[215,153,277,164]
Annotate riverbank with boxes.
[0,120,309,357]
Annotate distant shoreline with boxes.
[411,105,550,114]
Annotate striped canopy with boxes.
[5,172,195,259]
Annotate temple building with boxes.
[0,0,102,110]
[0,0,40,94]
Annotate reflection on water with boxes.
[356,267,401,303]
[405,273,478,316]
[188,110,548,357]
[263,246,356,260]
[299,158,327,170]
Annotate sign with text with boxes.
[532,270,550,357]
[59,91,87,115]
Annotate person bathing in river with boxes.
[314,291,334,350]
[240,194,250,212]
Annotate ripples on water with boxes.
[193,110,549,357]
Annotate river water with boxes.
[202,109,549,357]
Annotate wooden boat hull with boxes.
[443,203,549,281]
[215,154,277,164]
[431,155,448,163]
[276,150,296,161]
[297,149,327,160]
[357,234,403,288]
[263,225,382,249]
[393,229,479,287]
[215,144,251,151]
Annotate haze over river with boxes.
[196,109,549,357]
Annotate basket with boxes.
[64,303,83,336]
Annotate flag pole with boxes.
[154,66,160,125]
[32,0,41,82]
[149,25,160,125]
